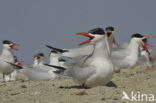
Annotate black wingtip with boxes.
[6,62,23,69]
[44,64,66,71]
[45,44,68,53]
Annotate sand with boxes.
[0,66,156,103]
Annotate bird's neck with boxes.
[92,38,111,59]
[127,39,140,59]
[1,47,13,58]
[33,59,39,67]
[38,61,44,66]
[33,59,44,66]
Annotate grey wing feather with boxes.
[63,45,93,59]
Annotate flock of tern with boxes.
[0,26,155,87]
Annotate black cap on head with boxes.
[105,26,114,31]
[3,40,13,44]
[37,53,44,57]
[88,28,105,35]
[131,33,144,38]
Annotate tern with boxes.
[8,53,61,81]
[50,28,114,87]
[0,40,19,82]
[111,34,153,69]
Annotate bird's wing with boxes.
[65,65,96,81]
[63,45,93,59]
[111,48,129,60]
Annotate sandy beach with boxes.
[0,66,156,103]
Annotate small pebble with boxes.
[113,96,119,100]
[101,98,106,100]
[21,85,27,88]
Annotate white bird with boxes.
[8,53,61,81]
[32,53,45,67]
[50,28,114,87]
[0,40,19,82]
[111,34,153,69]
[113,37,154,67]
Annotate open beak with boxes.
[76,32,95,46]
[106,31,113,39]
[142,36,153,52]
[143,36,154,39]
[142,42,152,52]
[10,43,19,50]
[15,61,24,66]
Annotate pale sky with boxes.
[0,0,156,64]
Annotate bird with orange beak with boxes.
[111,34,154,69]
[0,40,19,82]
[49,28,115,87]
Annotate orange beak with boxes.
[142,40,153,52]
[15,61,24,66]
[9,43,19,50]
[142,35,153,52]
[149,57,154,62]
[144,36,154,39]
[113,37,117,46]
[76,32,95,46]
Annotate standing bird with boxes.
[50,28,114,87]
[0,40,19,82]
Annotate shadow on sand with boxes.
[58,81,117,89]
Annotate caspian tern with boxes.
[49,28,114,87]
[8,53,60,81]
[0,40,19,82]
[111,34,153,69]
[32,53,45,67]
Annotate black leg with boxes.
[3,74,5,82]
[9,74,11,82]
[82,83,90,89]
[82,83,85,87]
